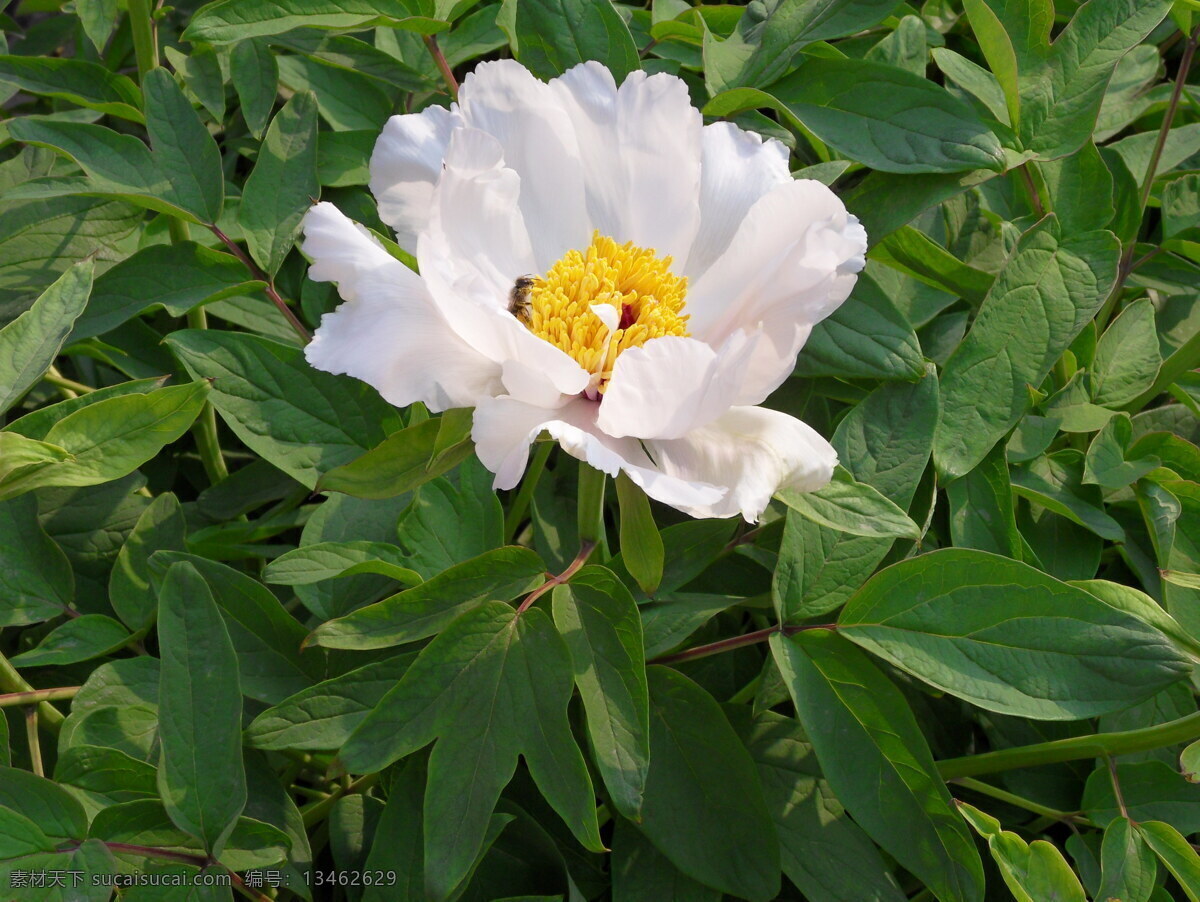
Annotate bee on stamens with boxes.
[507,275,536,325]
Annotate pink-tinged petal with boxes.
[646,406,838,522]
[549,62,703,263]
[471,396,724,513]
[301,202,500,411]
[682,121,791,279]
[418,127,590,399]
[595,334,760,440]
[457,60,591,267]
[369,105,463,252]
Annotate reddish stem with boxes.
[210,225,311,343]
[648,623,834,667]
[516,541,597,613]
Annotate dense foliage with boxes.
[1,0,1200,899]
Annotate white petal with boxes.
[687,178,867,346]
[646,406,838,522]
[301,203,500,411]
[457,60,591,267]
[472,395,724,513]
[417,127,591,399]
[549,62,703,262]
[369,105,463,252]
[595,334,759,439]
[683,121,791,279]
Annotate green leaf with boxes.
[156,562,247,856]
[611,815,721,902]
[933,46,1011,124]
[340,602,603,898]
[1138,821,1200,901]
[264,541,421,587]
[1,382,209,498]
[0,807,55,858]
[777,466,921,539]
[240,91,319,277]
[230,39,278,140]
[164,45,226,123]
[961,0,1020,126]
[0,432,72,494]
[702,0,896,94]
[9,614,130,667]
[0,55,143,122]
[793,273,925,380]
[0,494,73,627]
[935,218,1120,479]
[947,443,1022,557]
[771,630,983,902]
[497,0,640,83]
[738,709,906,902]
[615,473,664,595]
[307,546,545,649]
[1084,413,1159,488]
[245,653,415,751]
[76,0,119,53]
[1040,142,1115,236]
[957,801,1087,902]
[109,492,187,631]
[1182,738,1200,782]
[839,548,1190,718]
[552,567,650,821]
[55,745,158,808]
[167,330,397,489]
[141,67,224,225]
[634,667,779,901]
[1098,816,1156,902]
[316,415,473,498]
[1011,450,1125,541]
[1092,297,1162,406]
[151,551,323,704]
[184,0,447,43]
[870,226,995,304]
[0,260,93,415]
[395,456,503,577]
[712,57,1005,175]
[1021,0,1174,159]
[0,765,89,841]
[71,242,258,342]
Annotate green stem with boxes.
[951,776,1088,824]
[0,686,79,707]
[576,463,607,556]
[1018,163,1047,218]
[301,772,380,828]
[172,217,230,485]
[25,708,42,777]
[936,711,1200,779]
[0,649,65,733]
[42,366,93,396]
[126,0,159,80]
[504,440,552,543]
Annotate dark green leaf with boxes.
[1098,816,1156,902]
[156,562,247,855]
[615,472,664,595]
[230,39,278,140]
[497,0,640,82]
[10,614,130,667]
[1092,297,1162,407]
[240,91,319,277]
[777,466,921,539]
[184,0,447,43]
[771,630,983,902]
[140,67,224,224]
[109,492,187,631]
[340,602,603,898]
[317,415,473,498]
[552,567,649,821]
[0,55,142,121]
[0,494,73,627]
[308,546,545,649]
[839,548,1190,718]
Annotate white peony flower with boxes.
[301,60,867,522]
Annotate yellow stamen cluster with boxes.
[523,232,689,392]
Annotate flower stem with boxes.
[950,777,1088,824]
[185,306,230,484]
[516,540,596,613]
[42,366,93,397]
[504,440,553,543]
[576,464,607,557]
[936,710,1200,779]
[0,649,65,733]
[423,35,458,99]
[126,0,159,80]
[0,686,79,708]
[25,708,42,777]
[210,224,311,343]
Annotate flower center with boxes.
[518,232,689,394]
